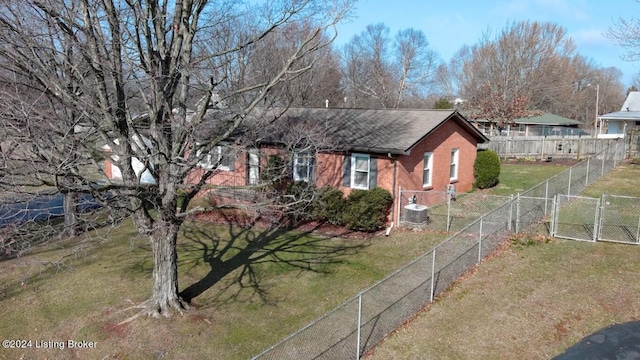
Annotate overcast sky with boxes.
[334,0,639,86]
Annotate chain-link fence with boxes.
[252,202,517,360]
[599,195,640,244]
[252,139,627,360]
[551,194,640,244]
[552,195,599,242]
[397,189,511,232]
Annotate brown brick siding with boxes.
[313,120,479,199]
[396,120,478,194]
[176,116,480,220]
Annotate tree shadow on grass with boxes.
[177,216,371,306]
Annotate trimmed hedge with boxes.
[311,187,346,226]
[474,149,501,189]
[343,187,393,231]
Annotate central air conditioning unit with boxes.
[404,203,428,225]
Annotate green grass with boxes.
[366,162,640,359]
[581,163,640,198]
[549,163,640,243]
[0,220,446,359]
[0,161,633,359]
[490,162,570,196]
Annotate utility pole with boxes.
[595,84,600,136]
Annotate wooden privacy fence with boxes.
[478,134,639,160]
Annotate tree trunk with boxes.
[146,215,185,317]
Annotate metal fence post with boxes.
[516,194,521,234]
[397,186,402,226]
[430,250,436,303]
[567,167,572,195]
[544,180,549,216]
[356,292,362,360]
[593,198,601,242]
[585,158,590,186]
[599,194,606,242]
[550,195,556,237]
[446,194,451,232]
[636,216,640,245]
[478,217,483,264]
[508,194,513,231]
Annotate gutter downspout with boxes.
[386,153,398,236]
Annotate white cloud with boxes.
[572,28,609,46]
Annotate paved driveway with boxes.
[554,321,640,360]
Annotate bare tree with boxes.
[247,20,345,107]
[341,23,439,108]
[461,21,576,129]
[0,0,353,318]
[609,6,640,64]
[438,20,625,130]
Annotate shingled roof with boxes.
[264,108,488,155]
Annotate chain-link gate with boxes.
[599,195,640,244]
[552,194,599,242]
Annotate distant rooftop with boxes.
[600,91,640,120]
[469,112,581,126]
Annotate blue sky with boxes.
[333,0,639,87]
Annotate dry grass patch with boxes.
[367,238,640,359]
[367,162,640,359]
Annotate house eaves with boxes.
[599,111,640,121]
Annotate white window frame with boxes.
[350,153,370,190]
[423,152,433,187]
[198,145,233,171]
[449,148,459,181]
[293,150,314,182]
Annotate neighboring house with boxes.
[103,136,156,184]
[470,113,586,137]
[599,91,640,138]
[185,107,489,211]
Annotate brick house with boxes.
[184,107,488,211]
[306,108,488,195]
[104,107,488,218]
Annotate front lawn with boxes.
[0,219,446,359]
[0,161,603,359]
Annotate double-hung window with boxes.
[198,145,234,171]
[351,153,370,190]
[293,150,314,182]
[449,148,459,181]
[343,153,377,190]
[423,152,433,187]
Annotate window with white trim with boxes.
[449,148,459,180]
[351,153,370,190]
[293,150,314,182]
[423,152,433,187]
[198,145,234,171]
